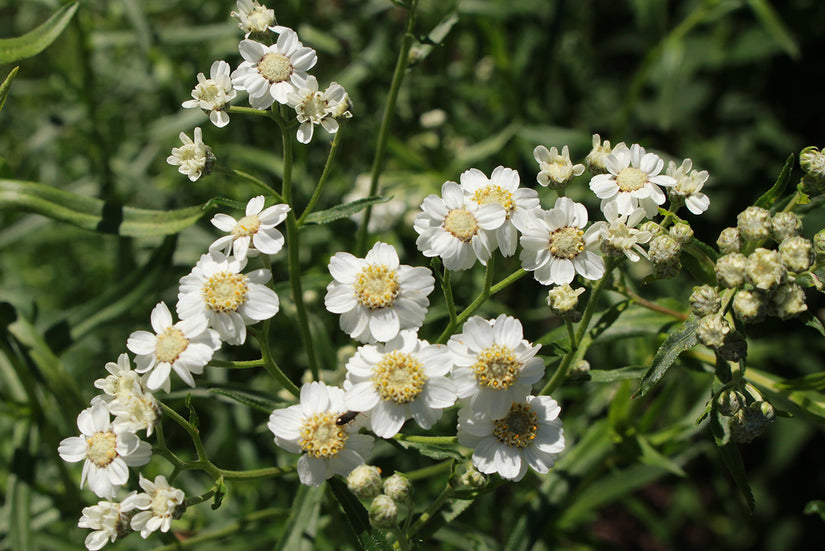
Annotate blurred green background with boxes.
[2,0,825,549]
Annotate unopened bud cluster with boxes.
[348,468,413,531]
[547,284,585,321]
[716,386,775,443]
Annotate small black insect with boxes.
[336,410,359,426]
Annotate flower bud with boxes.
[715,253,748,288]
[546,284,585,321]
[770,212,802,242]
[814,229,825,257]
[569,359,591,380]
[716,389,746,417]
[654,260,682,279]
[383,473,411,503]
[534,145,584,190]
[717,227,741,255]
[346,465,383,501]
[639,221,664,237]
[737,206,771,242]
[689,285,721,317]
[719,331,747,362]
[779,236,813,272]
[769,283,807,319]
[585,134,616,175]
[648,235,681,265]
[745,248,786,291]
[458,466,488,490]
[669,223,694,245]
[800,146,825,194]
[730,401,775,443]
[369,495,398,529]
[732,289,767,324]
[696,315,731,349]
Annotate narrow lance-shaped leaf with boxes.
[0,66,19,114]
[745,0,800,60]
[754,153,794,209]
[0,2,79,64]
[303,196,391,225]
[633,317,699,399]
[0,180,211,237]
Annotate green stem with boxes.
[217,465,296,480]
[406,480,455,538]
[277,116,320,380]
[207,359,265,369]
[781,189,804,213]
[228,105,272,118]
[252,327,300,397]
[215,166,283,200]
[615,284,689,321]
[391,527,410,551]
[404,460,453,481]
[442,268,457,328]
[297,126,345,226]
[540,260,617,396]
[355,0,419,255]
[393,434,458,445]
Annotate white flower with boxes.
[414,181,507,271]
[57,402,151,498]
[590,201,652,262]
[448,315,544,419]
[127,302,221,392]
[589,143,676,217]
[533,145,585,189]
[181,60,236,128]
[93,354,160,435]
[519,197,605,286]
[343,330,456,438]
[167,127,213,182]
[666,158,710,215]
[78,495,136,551]
[231,0,276,36]
[231,29,317,109]
[176,252,279,346]
[324,242,435,343]
[268,382,374,486]
[459,166,540,257]
[287,75,352,144]
[121,474,185,539]
[458,395,565,482]
[209,195,290,262]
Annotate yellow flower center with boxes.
[194,81,221,104]
[151,493,172,516]
[232,215,261,239]
[354,265,400,309]
[548,227,584,259]
[86,432,118,467]
[155,327,189,364]
[471,344,521,390]
[616,167,648,192]
[202,271,249,312]
[493,403,539,449]
[443,208,478,242]
[472,185,515,214]
[300,412,348,458]
[258,52,293,83]
[299,92,328,122]
[372,351,427,404]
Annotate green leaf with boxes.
[410,11,460,64]
[202,196,250,212]
[587,366,649,383]
[636,434,686,477]
[804,500,825,523]
[633,317,699,398]
[775,372,825,391]
[754,153,794,209]
[303,196,391,225]
[8,423,33,551]
[208,386,281,413]
[710,406,755,511]
[0,180,210,236]
[682,240,718,285]
[0,66,19,114]
[802,312,825,337]
[328,478,392,551]
[211,477,227,510]
[392,438,465,461]
[745,0,800,59]
[277,485,324,551]
[588,299,631,342]
[0,3,79,64]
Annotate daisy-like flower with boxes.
[167,127,213,182]
[459,166,540,257]
[324,242,435,343]
[666,158,711,215]
[286,75,352,144]
[589,143,676,218]
[231,29,317,109]
[458,395,565,482]
[121,475,185,539]
[343,330,457,438]
[231,0,276,37]
[519,197,605,286]
[268,382,374,487]
[209,195,290,262]
[448,315,544,419]
[414,181,507,271]
[58,402,151,498]
[127,302,221,392]
[585,133,620,175]
[182,60,236,128]
[176,252,279,346]
[93,354,160,436]
[533,145,585,189]
[590,201,652,262]
[77,494,136,551]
